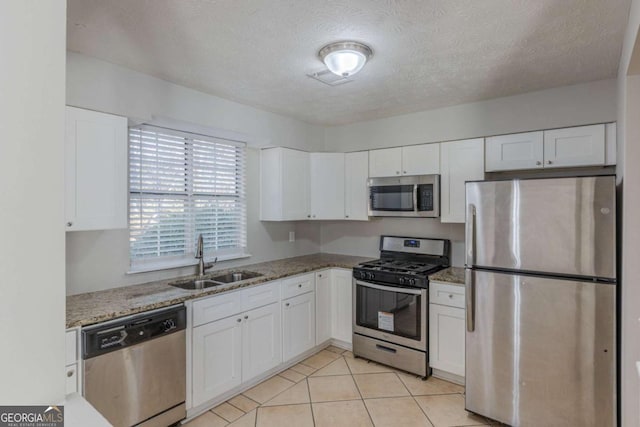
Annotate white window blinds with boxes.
[129,124,247,270]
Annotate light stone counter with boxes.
[67,253,372,328]
[429,266,465,286]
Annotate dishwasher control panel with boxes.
[82,305,186,359]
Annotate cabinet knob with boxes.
[237,318,242,323]
[67,369,74,377]
[547,160,553,165]
[312,215,316,218]
[448,294,453,299]
[285,303,290,307]
[66,222,73,227]
[244,315,249,320]
[403,171,407,174]
[307,215,311,218]
[345,215,349,218]
[318,274,322,278]
[536,161,542,166]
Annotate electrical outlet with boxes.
[289,231,295,242]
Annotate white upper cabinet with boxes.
[369,144,440,177]
[369,147,402,177]
[310,153,345,220]
[344,151,369,221]
[485,131,544,172]
[486,124,611,172]
[440,138,485,223]
[260,147,310,221]
[543,124,605,168]
[65,106,128,231]
[402,143,440,175]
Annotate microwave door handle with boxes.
[413,184,419,212]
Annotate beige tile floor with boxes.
[185,346,501,427]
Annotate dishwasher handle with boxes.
[83,305,186,359]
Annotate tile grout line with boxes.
[306,377,317,427]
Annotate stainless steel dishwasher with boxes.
[82,305,186,427]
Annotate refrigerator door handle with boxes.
[466,204,476,266]
[465,268,475,332]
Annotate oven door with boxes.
[353,280,427,351]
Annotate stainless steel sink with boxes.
[169,279,222,290]
[210,271,262,283]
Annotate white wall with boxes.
[0,1,66,403]
[321,79,618,264]
[325,79,617,152]
[617,0,640,424]
[65,53,323,295]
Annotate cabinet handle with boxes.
[244,315,249,320]
[285,303,290,307]
[237,318,242,323]
[66,222,73,227]
[536,161,542,166]
[547,160,553,165]
[67,369,74,377]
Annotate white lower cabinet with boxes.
[242,303,282,380]
[282,292,316,362]
[331,269,353,344]
[429,282,465,378]
[315,270,332,345]
[191,290,282,408]
[192,315,243,407]
[65,328,81,395]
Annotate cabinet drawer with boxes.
[242,281,281,312]
[193,292,243,327]
[65,329,78,365]
[281,273,315,299]
[430,282,465,308]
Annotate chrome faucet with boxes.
[195,234,217,277]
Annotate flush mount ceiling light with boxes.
[318,41,373,77]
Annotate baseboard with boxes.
[184,340,336,422]
[329,338,352,351]
[431,368,465,385]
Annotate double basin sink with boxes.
[169,271,263,290]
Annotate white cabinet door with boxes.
[282,292,315,361]
[283,149,310,220]
[192,316,243,407]
[402,144,440,175]
[65,364,79,395]
[369,147,402,177]
[485,131,544,172]
[344,151,369,221]
[543,124,605,168]
[315,271,332,345]
[429,304,465,377]
[310,153,345,220]
[242,302,282,381]
[331,269,353,344]
[440,138,484,223]
[260,148,310,221]
[65,106,128,231]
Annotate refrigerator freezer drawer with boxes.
[465,270,616,426]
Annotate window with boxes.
[128,124,247,271]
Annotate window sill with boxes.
[126,253,252,275]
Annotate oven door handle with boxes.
[355,280,423,295]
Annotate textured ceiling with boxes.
[67,0,630,126]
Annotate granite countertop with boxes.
[66,253,372,328]
[429,266,465,286]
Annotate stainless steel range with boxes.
[352,236,450,377]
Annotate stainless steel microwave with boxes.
[367,175,440,218]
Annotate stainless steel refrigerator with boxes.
[464,175,616,427]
